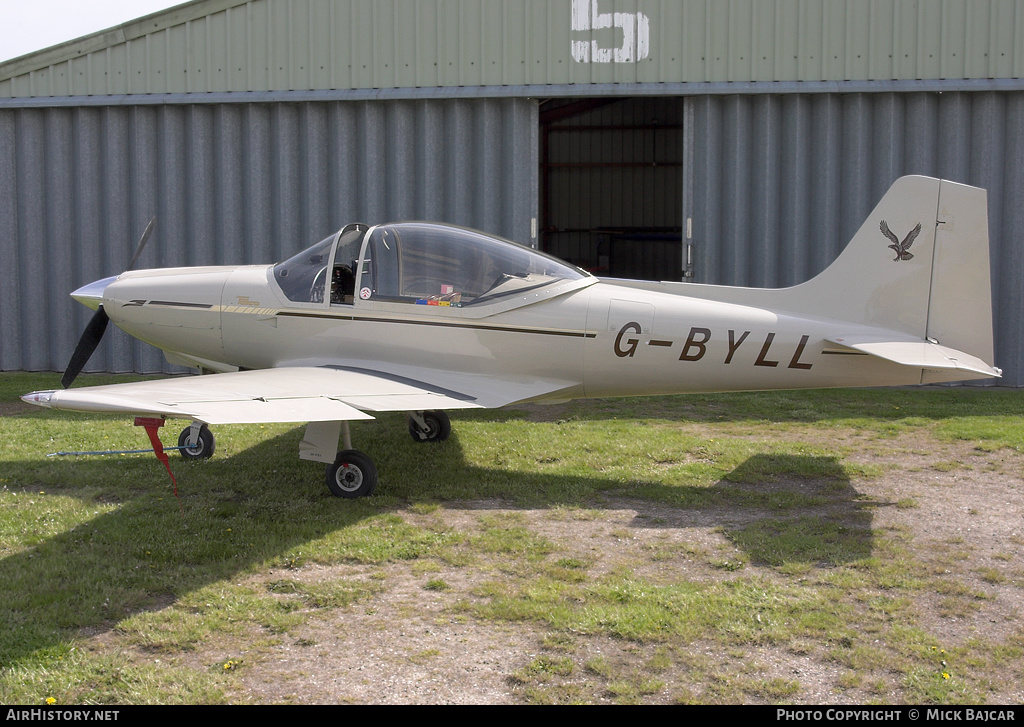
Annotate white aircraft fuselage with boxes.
[97,264,933,405]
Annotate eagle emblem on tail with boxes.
[880,220,922,262]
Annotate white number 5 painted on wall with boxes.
[571,0,651,63]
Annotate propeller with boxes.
[61,217,156,389]
[61,308,110,389]
[126,217,156,271]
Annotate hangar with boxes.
[1,0,1023,384]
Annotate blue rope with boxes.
[47,446,188,457]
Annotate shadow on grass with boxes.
[462,386,1022,426]
[1,411,879,667]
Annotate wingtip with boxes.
[21,391,56,408]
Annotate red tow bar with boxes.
[134,417,179,496]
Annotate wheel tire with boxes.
[178,425,215,460]
[326,450,378,498]
[408,410,451,443]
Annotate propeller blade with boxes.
[127,216,156,270]
[62,217,153,387]
[61,306,110,389]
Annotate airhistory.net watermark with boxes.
[6,710,119,721]
[776,709,1016,722]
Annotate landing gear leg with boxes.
[301,421,379,498]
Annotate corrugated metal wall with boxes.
[0,97,538,374]
[2,91,1021,385]
[687,90,1024,386]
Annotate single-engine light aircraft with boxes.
[23,176,1001,497]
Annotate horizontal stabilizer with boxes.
[825,336,1002,379]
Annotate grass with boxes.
[1,372,1023,704]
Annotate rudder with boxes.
[926,180,996,374]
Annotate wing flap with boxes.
[340,393,478,412]
[321,363,581,408]
[166,398,373,425]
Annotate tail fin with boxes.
[794,175,944,337]
[642,175,1000,380]
[795,177,991,344]
[792,176,998,380]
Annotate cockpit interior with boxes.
[273,222,590,309]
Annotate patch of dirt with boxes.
[201,440,1024,705]
[0,401,33,416]
[74,418,1021,705]
[240,563,536,704]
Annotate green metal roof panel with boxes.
[1,0,1021,98]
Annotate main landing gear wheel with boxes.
[407,410,451,443]
[326,450,378,498]
[178,425,215,460]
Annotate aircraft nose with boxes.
[70,275,119,311]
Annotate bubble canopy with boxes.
[274,222,592,309]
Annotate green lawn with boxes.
[2,373,1022,704]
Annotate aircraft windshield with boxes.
[274,224,367,304]
[363,223,588,307]
[274,235,335,303]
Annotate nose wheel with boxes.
[178,423,215,460]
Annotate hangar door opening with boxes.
[539,97,686,281]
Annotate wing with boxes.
[22,367,481,424]
[22,366,580,424]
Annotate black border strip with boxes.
[148,301,215,309]
[276,311,597,338]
